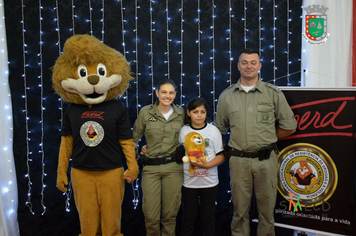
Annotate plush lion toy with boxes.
[52,34,139,236]
[182,132,207,174]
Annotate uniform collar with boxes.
[235,79,264,93]
[149,100,183,115]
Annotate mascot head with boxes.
[52,34,132,105]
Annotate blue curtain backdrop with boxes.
[4,0,302,235]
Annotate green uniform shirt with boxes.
[214,79,297,151]
[133,101,185,158]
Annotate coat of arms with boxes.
[303,5,330,45]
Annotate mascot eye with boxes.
[77,65,88,78]
[97,63,107,76]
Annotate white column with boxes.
[301,0,353,87]
[0,0,19,235]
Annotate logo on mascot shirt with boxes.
[81,111,105,120]
[80,121,104,147]
[277,143,338,208]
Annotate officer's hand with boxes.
[141,145,148,156]
[123,169,134,184]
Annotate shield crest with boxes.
[305,15,327,41]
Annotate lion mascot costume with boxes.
[52,34,139,236]
[182,132,207,174]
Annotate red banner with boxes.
[275,89,356,235]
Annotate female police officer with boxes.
[133,79,185,236]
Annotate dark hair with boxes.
[184,97,210,125]
[156,79,177,91]
[239,48,260,60]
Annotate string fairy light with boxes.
[134,0,140,115]
[64,181,73,212]
[131,0,140,210]
[120,0,129,107]
[287,0,290,86]
[71,0,75,34]
[67,0,75,212]
[21,0,34,215]
[149,0,154,103]
[101,0,105,41]
[258,0,261,54]
[225,0,233,199]
[54,0,61,54]
[165,0,170,79]
[243,0,247,47]
[38,0,46,215]
[55,0,74,213]
[228,0,233,86]
[259,0,263,80]
[211,0,216,115]
[131,178,139,209]
[88,0,93,35]
[273,1,277,84]
[120,0,127,57]
[179,0,184,105]
[197,0,201,97]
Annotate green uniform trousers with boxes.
[142,162,183,236]
[229,151,278,236]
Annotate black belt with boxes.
[143,155,182,165]
[140,145,185,166]
[230,143,278,161]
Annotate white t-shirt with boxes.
[162,106,174,120]
[241,84,255,92]
[179,123,223,188]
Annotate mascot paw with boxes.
[182,156,189,163]
[56,182,68,193]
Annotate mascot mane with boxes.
[52,34,133,104]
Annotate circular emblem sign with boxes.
[278,143,338,207]
[80,121,104,147]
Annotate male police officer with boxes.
[214,48,297,236]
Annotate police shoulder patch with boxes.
[227,83,237,91]
[221,83,237,95]
[265,82,281,93]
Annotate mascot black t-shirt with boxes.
[62,100,132,170]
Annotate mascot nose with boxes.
[87,75,100,85]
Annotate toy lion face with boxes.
[52,35,133,105]
[184,132,205,153]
